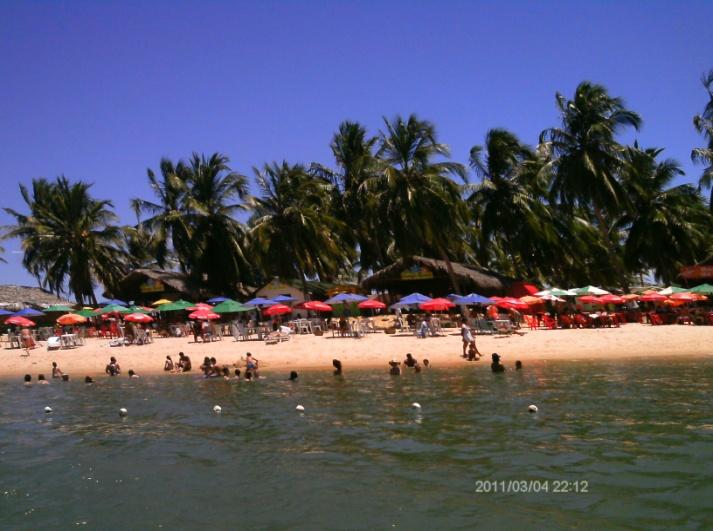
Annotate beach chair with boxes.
[494,320,514,335]
[523,315,538,330]
[542,315,557,329]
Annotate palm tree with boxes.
[692,69,713,210]
[368,114,468,292]
[3,176,126,304]
[618,146,711,283]
[249,161,353,294]
[541,81,642,288]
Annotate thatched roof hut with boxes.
[109,269,204,304]
[0,284,73,310]
[361,256,513,297]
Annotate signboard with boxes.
[400,265,434,281]
[680,265,713,280]
[139,279,165,293]
[327,285,359,297]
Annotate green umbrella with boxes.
[97,304,130,314]
[126,305,151,314]
[44,304,74,312]
[659,285,687,295]
[156,299,194,312]
[212,299,252,313]
[77,308,97,318]
[535,288,574,297]
[571,285,610,296]
[690,283,713,295]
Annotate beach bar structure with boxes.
[680,255,713,285]
[361,256,513,299]
[109,269,205,305]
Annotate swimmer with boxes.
[23,374,32,387]
[332,359,343,376]
[105,356,121,376]
[389,359,401,376]
[423,359,430,368]
[404,353,417,368]
[222,367,231,380]
[414,363,422,373]
[289,371,298,381]
[515,360,522,370]
[37,374,49,385]
[491,353,505,373]
[62,374,70,382]
[85,376,94,384]
[51,362,63,379]
[234,369,241,379]
[244,370,253,381]
[128,369,140,379]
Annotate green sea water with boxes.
[1,358,712,530]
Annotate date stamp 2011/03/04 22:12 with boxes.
[475,480,589,494]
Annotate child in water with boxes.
[490,353,505,373]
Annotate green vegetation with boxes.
[4,78,713,303]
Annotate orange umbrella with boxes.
[520,295,544,305]
[621,294,640,301]
[56,313,87,325]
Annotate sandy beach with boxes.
[3,323,713,379]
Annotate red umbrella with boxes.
[188,310,220,320]
[264,304,292,317]
[496,297,529,310]
[670,292,706,302]
[6,316,36,327]
[599,294,625,304]
[578,295,602,304]
[640,293,668,302]
[187,303,213,311]
[303,301,333,312]
[124,313,154,323]
[419,298,455,311]
[358,299,386,310]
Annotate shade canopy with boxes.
[207,296,230,304]
[419,298,455,311]
[245,297,277,307]
[324,293,368,304]
[670,292,706,302]
[187,303,213,311]
[76,308,97,318]
[56,313,87,325]
[156,299,194,312]
[621,294,640,301]
[97,304,130,315]
[188,310,220,320]
[124,312,154,323]
[358,299,386,310]
[572,286,610,296]
[44,304,74,313]
[495,297,529,310]
[126,305,151,314]
[101,298,128,306]
[264,304,292,316]
[397,293,433,305]
[303,301,333,312]
[577,295,602,304]
[13,308,45,317]
[0,309,13,316]
[639,293,668,302]
[152,298,172,306]
[538,294,565,302]
[520,295,544,305]
[659,286,687,295]
[690,283,713,295]
[6,316,36,327]
[271,294,296,303]
[535,288,575,297]
[599,294,625,304]
[452,293,493,305]
[212,300,252,313]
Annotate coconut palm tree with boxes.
[368,114,468,292]
[249,161,353,293]
[3,177,126,304]
[692,69,713,210]
[618,146,711,283]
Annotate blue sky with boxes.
[1,1,712,288]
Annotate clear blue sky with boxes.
[1,1,712,288]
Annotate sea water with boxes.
[1,358,712,529]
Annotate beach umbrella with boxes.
[13,308,45,317]
[123,312,154,323]
[212,300,252,313]
[599,294,625,304]
[452,293,493,305]
[538,294,565,302]
[245,297,277,307]
[302,300,333,312]
[419,298,455,311]
[264,304,292,316]
[0,309,13,316]
[690,283,713,295]
[621,294,640,301]
[358,299,386,310]
[101,298,128,306]
[97,304,130,315]
[207,296,230,304]
[56,313,87,325]
[187,303,213,311]
[76,308,97,318]
[152,298,172,306]
[577,295,602,304]
[639,293,668,302]
[501,297,529,309]
[520,295,544,305]
[325,293,368,304]
[125,305,151,314]
[670,292,706,302]
[272,294,296,303]
[397,293,433,305]
[188,310,220,320]
[572,285,610,296]
[6,316,36,327]
[663,299,686,307]
[534,287,574,297]
[659,286,687,296]
[156,299,194,312]
[44,304,74,313]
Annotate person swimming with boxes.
[61,374,70,382]
[52,362,63,379]
[332,359,343,376]
[105,356,121,376]
[389,359,401,376]
[128,369,140,378]
[423,359,430,368]
[491,353,505,373]
[289,371,298,381]
[414,363,422,373]
[515,360,522,370]
[23,374,32,386]
[404,353,417,368]
[84,376,93,384]
[37,374,49,385]
[234,369,241,379]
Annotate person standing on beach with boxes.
[461,319,474,357]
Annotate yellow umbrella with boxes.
[152,298,172,306]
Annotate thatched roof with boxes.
[0,284,73,309]
[361,256,511,295]
[109,268,202,301]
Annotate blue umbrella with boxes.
[397,293,433,305]
[13,307,45,317]
[101,298,128,306]
[245,297,277,307]
[0,309,13,316]
[453,293,493,305]
[207,296,230,304]
[272,295,296,303]
[324,293,368,304]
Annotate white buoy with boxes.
[44,406,53,414]
[411,402,421,409]
[119,408,128,417]
[213,405,222,413]
[296,405,305,412]
[528,404,538,413]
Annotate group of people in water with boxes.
[388,353,430,375]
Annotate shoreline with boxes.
[2,323,713,380]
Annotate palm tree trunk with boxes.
[438,245,462,294]
[593,206,629,291]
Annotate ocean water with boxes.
[1,358,712,530]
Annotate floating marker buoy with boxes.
[119,408,128,417]
[411,402,421,409]
[528,404,538,413]
[296,405,305,412]
[213,405,222,413]
[44,406,53,414]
